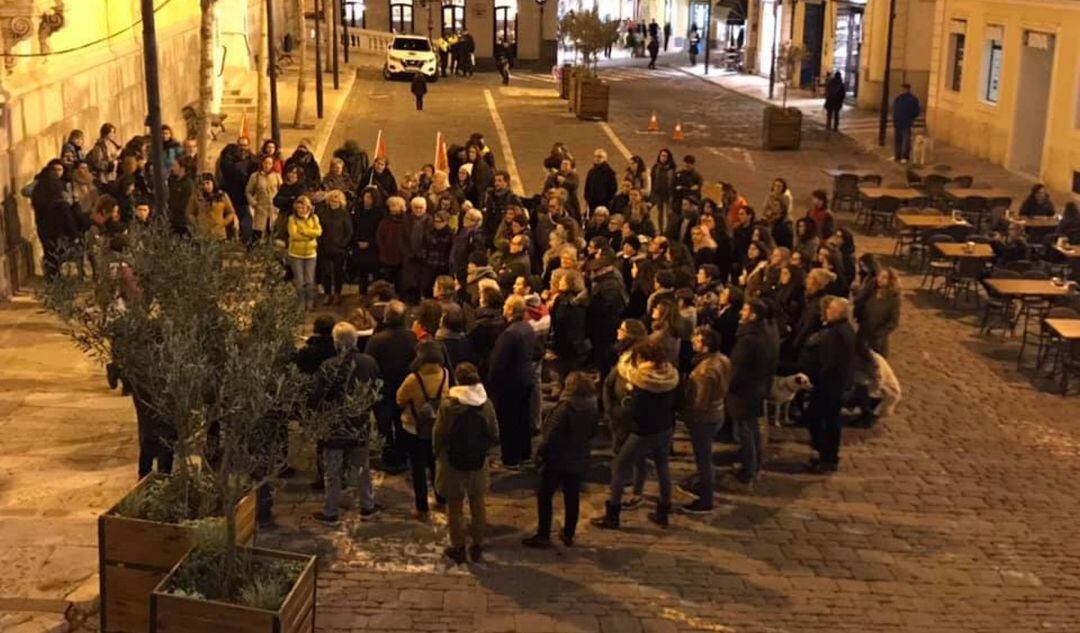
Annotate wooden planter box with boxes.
[150,547,317,633]
[568,68,583,113]
[761,106,803,150]
[99,473,257,633]
[559,64,572,99]
[575,78,610,121]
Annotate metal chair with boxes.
[921,234,955,291]
[1039,233,1071,278]
[954,196,989,230]
[833,174,860,214]
[865,195,901,234]
[945,256,987,308]
[859,174,883,187]
[1016,270,1054,364]
[979,269,1021,335]
[1035,307,1080,371]
[922,174,951,209]
[1003,259,1034,274]
[945,223,974,242]
[906,169,924,187]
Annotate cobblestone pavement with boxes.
[4,67,1080,632]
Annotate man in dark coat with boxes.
[215,138,254,240]
[800,297,856,473]
[481,171,521,246]
[486,295,541,467]
[823,72,846,131]
[364,300,417,471]
[496,234,532,293]
[293,315,338,375]
[583,149,618,215]
[892,83,921,163]
[586,258,628,379]
[284,139,321,188]
[725,299,779,485]
[672,154,703,216]
[167,159,195,236]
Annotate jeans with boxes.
[320,250,347,296]
[732,416,763,480]
[323,445,374,516]
[687,418,721,505]
[448,494,486,548]
[894,126,913,160]
[405,432,442,512]
[289,256,317,305]
[826,108,840,130]
[806,394,843,466]
[536,468,581,539]
[609,429,674,507]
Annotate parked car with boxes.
[384,34,438,81]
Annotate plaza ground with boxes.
[2,58,1080,632]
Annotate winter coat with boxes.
[496,250,532,292]
[432,383,500,500]
[800,319,857,401]
[681,352,731,425]
[468,307,507,373]
[287,213,322,259]
[550,291,590,361]
[245,170,282,232]
[584,162,618,211]
[437,329,478,367]
[411,75,428,96]
[351,204,385,271]
[650,162,675,205]
[464,265,497,306]
[362,167,398,200]
[824,75,846,110]
[586,269,628,365]
[167,175,196,232]
[293,333,338,375]
[376,214,409,266]
[855,290,900,357]
[396,364,450,437]
[405,213,433,262]
[726,319,779,420]
[364,324,418,395]
[190,192,236,240]
[892,92,921,129]
[487,319,540,398]
[284,149,321,188]
[216,144,254,213]
[31,172,77,242]
[273,181,306,219]
[544,171,582,218]
[309,349,381,449]
[537,394,598,474]
[424,225,454,270]
[451,226,484,278]
[619,355,681,436]
[317,205,354,255]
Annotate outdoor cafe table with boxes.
[983,278,1077,298]
[895,213,971,230]
[946,187,1014,200]
[822,168,881,179]
[1042,318,1080,394]
[933,242,995,259]
[859,186,923,200]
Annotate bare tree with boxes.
[293,0,308,127]
[255,0,269,146]
[197,0,218,173]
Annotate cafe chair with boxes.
[833,174,860,214]
[921,234,955,291]
[922,174,951,208]
[1002,259,1034,274]
[955,196,989,231]
[905,169,924,188]
[1015,270,1054,365]
[945,257,987,308]
[865,195,901,234]
[979,269,1021,336]
[859,174,883,187]
[1039,233,1072,278]
[1035,307,1079,370]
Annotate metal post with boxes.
[342,0,350,63]
[538,0,546,65]
[703,1,712,74]
[767,0,778,99]
[331,0,340,89]
[266,0,281,141]
[139,0,168,215]
[314,0,324,118]
[877,0,897,146]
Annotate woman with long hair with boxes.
[855,267,901,357]
[649,148,676,233]
[191,173,237,240]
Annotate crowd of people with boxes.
[28,120,912,565]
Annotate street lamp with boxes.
[536,0,547,65]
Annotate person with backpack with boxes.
[396,341,451,520]
[432,362,500,565]
[522,371,598,549]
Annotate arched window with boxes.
[344,0,366,28]
[390,1,413,33]
[493,0,518,48]
[442,0,465,36]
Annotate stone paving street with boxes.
[2,61,1080,632]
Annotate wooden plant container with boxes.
[761,106,803,150]
[568,67,585,113]
[150,547,317,633]
[559,64,572,99]
[575,78,610,121]
[99,473,257,633]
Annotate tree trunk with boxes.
[197,0,217,174]
[255,0,268,146]
[293,0,308,128]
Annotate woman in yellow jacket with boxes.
[287,195,322,309]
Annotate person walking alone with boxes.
[892,83,921,163]
[647,35,660,70]
[411,72,428,111]
[823,72,846,131]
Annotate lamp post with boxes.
[138,0,168,215]
[877,0,897,147]
[342,0,350,62]
[314,0,324,118]
[331,0,340,89]
[703,0,713,74]
[266,0,281,142]
[536,0,547,65]
[767,0,778,99]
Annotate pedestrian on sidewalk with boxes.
[523,371,599,549]
[647,35,660,69]
[892,83,921,163]
[433,362,500,564]
[687,25,701,66]
[824,72,846,131]
[411,72,428,111]
[495,39,511,85]
[663,22,672,52]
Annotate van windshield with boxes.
[392,38,431,52]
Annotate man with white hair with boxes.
[800,296,856,474]
[402,196,433,302]
[584,148,617,217]
[451,206,485,280]
[377,195,409,288]
[310,322,383,524]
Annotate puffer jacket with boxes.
[287,213,322,258]
[618,354,680,436]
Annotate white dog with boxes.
[765,373,813,427]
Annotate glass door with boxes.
[442,0,465,36]
[390,2,413,33]
[493,0,518,53]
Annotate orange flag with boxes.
[374,129,388,161]
[239,112,250,141]
[434,132,449,173]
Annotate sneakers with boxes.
[311,511,339,525]
[359,504,383,519]
[468,544,484,563]
[621,496,643,510]
[444,546,467,565]
[522,534,552,549]
[680,499,714,516]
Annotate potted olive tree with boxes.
[762,42,808,150]
[557,9,620,120]
[43,220,318,633]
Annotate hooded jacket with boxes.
[618,355,681,436]
[432,383,500,495]
[537,394,598,473]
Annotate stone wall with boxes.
[0,19,201,299]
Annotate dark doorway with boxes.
[800,2,824,87]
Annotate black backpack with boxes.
[447,405,490,471]
[409,370,446,437]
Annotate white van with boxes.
[383,35,438,81]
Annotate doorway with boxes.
[493,0,518,56]
[442,0,465,36]
[1009,32,1055,177]
[831,3,862,99]
[800,2,824,87]
[757,0,781,79]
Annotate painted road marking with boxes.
[599,121,633,162]
[483,89,524,195]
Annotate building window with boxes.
[981,27,1003,104]
[442,0,465,36]
[946,24,965,92]
[494,0,518,47]
[390,2,413,33]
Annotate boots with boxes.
[648,503,670,528]
[591,501,621,530]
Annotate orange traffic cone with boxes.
[647,112,660,132]
[673,122,685,142]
